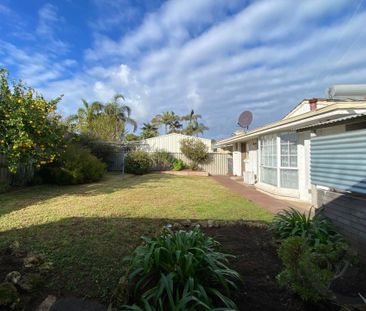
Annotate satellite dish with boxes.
[238,111,253,129]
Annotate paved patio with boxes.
[212,176,311,215]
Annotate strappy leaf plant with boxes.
[121,228,240,311]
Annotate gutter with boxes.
[216,103,366,146]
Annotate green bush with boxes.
[180,138,210,170]
[150,150,175,170]
[125,150,152,175]
[122,228,240,310]
[172,159,185,171]
[40,144,106,185]
[277,236,352,302]
[272,209,354,303]
[270,208,341,246]
[77,134,116,164]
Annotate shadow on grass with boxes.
[0,216,268,303]
[0,173,179,217]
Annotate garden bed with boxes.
[203,223,366,311]
[161,169,209,176]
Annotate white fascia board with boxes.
[217,109,352,146]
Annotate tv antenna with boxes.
[237,111,253,130]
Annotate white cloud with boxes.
[36,3,69,52]
[3,0,366,138]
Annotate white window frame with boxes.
[259,132,299,190]
[279,132,298,189]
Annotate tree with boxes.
[141,122,159,139]
[0,69,65,173]
[67,99,103,132]
[152,111,182,134]
[181,110,208,136]
[102,93,137,139]
[125,133,140,141]
[180,138,210,170]
[68,93,138,141]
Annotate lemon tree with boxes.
[0,69,65,173]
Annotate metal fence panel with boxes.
[169,152,232,176]
[107,151,233,176]
[311,128,366,194]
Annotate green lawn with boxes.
[0,173,272,301]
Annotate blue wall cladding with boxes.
[311,128,366,195]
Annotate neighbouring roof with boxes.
[216,100,366,146]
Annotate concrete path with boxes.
[212,176,311,215]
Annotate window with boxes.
[280,133,298,189]
[260,135,277,186]
[260,132,299,189]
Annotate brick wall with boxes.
[317,189,366,259]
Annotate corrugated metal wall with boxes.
[142,134,213,153]
[311,128,366,194]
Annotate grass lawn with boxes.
[0,173,272,302]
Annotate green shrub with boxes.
[77,134,116,164]
[270,208,341,246]
[0,181,9,193]
[125,150,152,175]
[150,150,175,170]
[277,236,352,303]
[40,144,106,185]
[180,138,210,170]
[172,159,185,171]
[122,228,240,310]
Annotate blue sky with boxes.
[1,0,366,138]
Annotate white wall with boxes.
[142,133,213,153]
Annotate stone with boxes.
[37,295,57,311]
[0,282,20,309]
[181,220,191,227]
[18,273,42,292]
[38,262,54,274]
[199,221,208,228]
[190,222,200,228]
[213,221,220,228]
[172,223,181,229]
[8,241,26,257]
[24,253,44,268]
[207,220,214,228]
[5,271,21,285]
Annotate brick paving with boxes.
[212,176,311,215]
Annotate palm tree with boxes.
[103,94,137,140]
[193,123,209,136]
[152,111,175,134]
[182,110,202,125]
[181,110,208,136]
[66,99,103,131]
[141,122,159,139]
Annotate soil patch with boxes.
[203,224,366,311]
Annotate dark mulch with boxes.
[203,224,366,311]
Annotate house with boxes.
[216,93,366,204]
[141,133,214,153]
